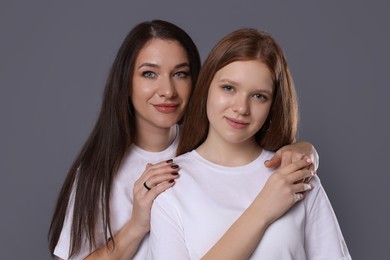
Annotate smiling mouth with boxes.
[225,117,249,129]
[153,104,179,113]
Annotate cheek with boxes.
[132,80,154,100]
[206,91,226,122]
[254,105,271,126]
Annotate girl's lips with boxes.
[225,116,249,129]
[153,104,179,113]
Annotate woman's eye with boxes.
[143,71,156,78]
[173,71,189,78]
[222,85,234,91]
[254,93,268,101]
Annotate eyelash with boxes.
[222,85,269,102]
[254,93,268,102]
[142,71,189,78]
[173,71,189,78]
[142,71,156,78]
[222,85,234,91]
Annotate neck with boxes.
[134,124,177,152]
[196,135,262,167]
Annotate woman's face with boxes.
[132,39,191,131]
[206,60,273,146]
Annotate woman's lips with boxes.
[153,104,179,113]
[225,116,249,129]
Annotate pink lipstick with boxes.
[154,104,179,113]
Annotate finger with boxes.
[293,182,313,194]
[144,171,180,189]
[140,159,174,178]
[309,163,316,175]
[144,163,153,169]
[278,157,312,175]
[293,193,305,203]
[147,159,174,170]
[146,180,176,200]
[280,152,306,168]
[288,169,314,183]
[279,150,293,168]
[136,165,178,196]
[140,162,177,182]
[264,154,282,169]
[142,181,152,191]
[143,163,180,181]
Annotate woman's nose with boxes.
[157,76,177,98]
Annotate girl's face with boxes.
[132,39,191,131]
[206,60,273,146]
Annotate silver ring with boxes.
[143,181,151,191]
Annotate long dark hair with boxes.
[177,28,298,156]
[48,20,200,257]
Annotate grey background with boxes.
[1,0,388,259]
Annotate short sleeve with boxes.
[147,193,191,260]
[53,186,92,260]
[304,176,352,260]
[54,173,99,260]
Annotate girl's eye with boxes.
[222,85,234,91]
[254,93,268,101]
[173,71,189,78]
[143,71,156,78]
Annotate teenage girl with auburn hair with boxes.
[148,28,350,259]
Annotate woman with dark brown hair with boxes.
[148,28,350,259]
[49,20,319,259]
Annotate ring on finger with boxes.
[143,181,151,191]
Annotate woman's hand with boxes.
[131,159,180,233]
[255,157,315,225]
[264,141,319,172]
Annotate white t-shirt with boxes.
[54,131,179,260]
[148,150,351,260]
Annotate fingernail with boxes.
[306,158,312,163]
[171,164,179,169]
[166,159,173,163]
[304,184,312,190]
[169,179,175,183]
[171,172,179,176]
[311,170,315,176]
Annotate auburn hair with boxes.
[177,28,298,156]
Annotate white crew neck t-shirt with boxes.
[54,129,179,259]
[148,150,351,260]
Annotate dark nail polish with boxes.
[171,164,179,169]
[169,179,175,183]
[166,159,173,163]
[171,172,179,176]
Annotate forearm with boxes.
[85,219,147,260]
[202,205,269,260]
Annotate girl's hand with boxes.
[255,157,315,225]
[131,159,180,233]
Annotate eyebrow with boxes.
[218,78,240,86]
[137,62,190,69]
[218,78,273,94]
